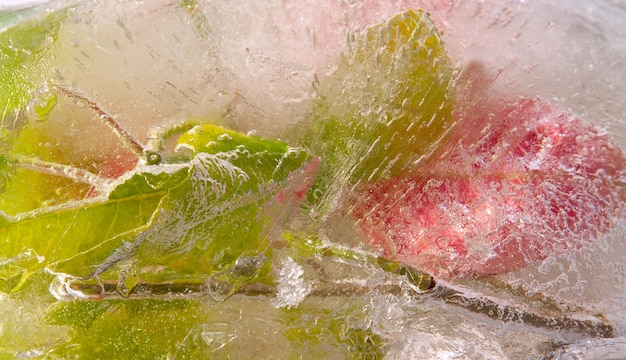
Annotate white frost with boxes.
[272,257,311,308]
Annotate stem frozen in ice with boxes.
[12,154,106,188]
[55,85,146,156]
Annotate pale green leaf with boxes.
[306,9,456,212]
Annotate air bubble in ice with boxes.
[116,259,139,298]
[73,99,87,108]
[187,125,203,135]
[145,152,162,165]
[17,350,44,358]
[230,255,264,278]
[286,148,301,159]
[205,273,235,302]
[217,133,233,142]
[174,143,195,156]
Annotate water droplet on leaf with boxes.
[73,98,87,108]
[230,255,264,279]
[205,272,235,301]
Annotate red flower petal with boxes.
[352,98,626,278]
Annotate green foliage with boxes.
[0,186,164,292]
[178,124,309,187]
[0,7,69,127]
[307,9,455,213]
[283,231,433,291]
[282,302,385,359]
[45,299,212,359]
[109,168,191,200]
[0,5,459,358]
[0,126,96,215]
[0,7,79,215]
[1,123,310,297]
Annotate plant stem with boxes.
[55,86,145,156]
[69,276,614,338]
[12,154,105,187]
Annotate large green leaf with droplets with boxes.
[1,124,310,296]
[0,188,166,293]
[0,121,315,358]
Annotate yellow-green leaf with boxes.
[307,9,456,212]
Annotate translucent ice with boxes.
[1,1,625,359]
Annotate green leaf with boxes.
[0,6,70,127]
[282,231,433,291]
[0,184,166,292]
[45,299,213,359]
[0,123,310,298]
[282,301,385,359]
[109,167,191,200]
[307,9,456,212]
[0,167,93,216]
[0,6,87,216]
[177,123,307,182]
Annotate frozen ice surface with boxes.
[0,0,625,359]
[0,0,51,8]
[423,0,626,145]
[555,338,626,360]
